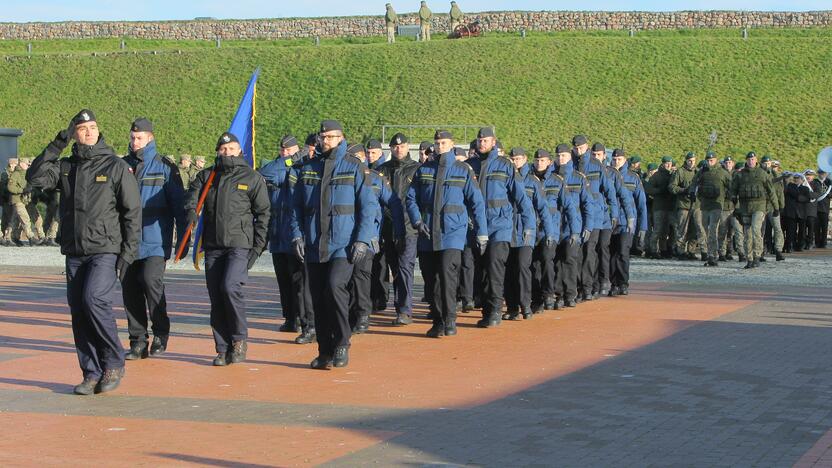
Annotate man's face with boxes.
[75,121,99,146]
[511,154,526,170]
[762,161,772,170]
[806,174,815,182]
[592,150,605,163]
[217,141,242,157]
[534,157,551,172]
[612,156,625,170]
[724,160,735,171]
[129,131,153,152]
[746,157,757,168]
[557,152,571,166]
[477,136,495,154]
[632,161,641,170]
[368,148,383,164]
[195,159,205,168]
[391,143,409,160]
[435,138,454,155]
[648,169,657,177]
[320,131,343,152]
[661,161,672,171]
[307,145,317,158]
[575,143,588,155]
[707,157,717,167]
[281,145,299,158]
[418,150,428,163]
[685,158,696,169]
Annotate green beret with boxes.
[761,155,771,163]
[628,155,642,163]
[705,151,716,160]
[647,163,658,171]
[746,151,757,160]
[661,155,673,163]
[685,152,695,160]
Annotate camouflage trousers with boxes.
[719,210,745,256]
[702,209,722,258]
[742,211,766,260]
[674,208,705,255]
[766,211,784,253]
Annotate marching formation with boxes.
[19,111,831,395]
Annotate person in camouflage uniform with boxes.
[418,1,432,41]
[668,152,705,260]
[732,152,775,269]
[761,156,786,261]
[6,158,40,246]
[384,3,398,43]
[691,151,731,266]
[718,157,744,261]
[644,156,674,258]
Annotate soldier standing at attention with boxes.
[691,151,730,267]
[732,151,774,269]
[419,1,432,41]
[449,1,463,33]
[385,3,398,44]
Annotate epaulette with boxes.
[574,170,586,179]
[159,155,178,171]
[345,154,361,165]
[530,173,540,183]
[550,172,564,182]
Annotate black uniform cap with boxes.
[591,142,606,153]
[388,133,408,147]
[72,109,97,127]
[305,133,318,146]
[320,120,343,133]
[572,134,588,146]
[347,143,366,156]
[131,117,153,133]
[612,148,625,158]
[534,148,551,159]
[366,139,383,150]
[555,143,571,154]
[509,147,526,157]
[434,129,453,140]
[419,140,432,151]
[280,135,298,149]
[215,132,240,151]
[454,147,467,157]
[477,127,495,139]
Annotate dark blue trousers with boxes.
[386,234,417,316]
[66,254,124,380]
[307,258,353,357]
[205,248,249,353]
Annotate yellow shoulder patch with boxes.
[285,159,293,167]
[237,184,249,191]
[95,175,107,183]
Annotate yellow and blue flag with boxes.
[192,68,260,270]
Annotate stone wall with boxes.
[1,11,830,41]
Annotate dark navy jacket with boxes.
[615,162,648,235]
[551,160,593,238]
[367,168,405,252]
[122,140,186,260]
[515,164,556,247]
[537,168,582,242]
[465,149,535,243]
[406,150,488,252]
[577,155,620,230]
[289,140,378,263]
[259,154,296,254]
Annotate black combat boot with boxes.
[544,296,555,310]
[73,377,99,395]
[352,315,370,334]
[332,346,350,368]
[718,254,726,262]
[462,301,475,313]
[149,335,168,357]
[738,254,747,262]
[619,286,629,296]
[502,306,519,321]
[444,314,457,336]
[725,253,734,261]
[775,251,785,261]
[213,352,228,366]
[279,320,299,333]
[565,297,577,307]
[294,327,316,344]
[700,252,708,262]
[391,313,412,326]
[521,306,533,320]
[426,320,445,338]
[554,297,564,310]
[752,258,760,268]
[125,340,148,360]
[743,259,754,269]
[229,340,247,364]
[310,354,332,370]
[95,367,125,394]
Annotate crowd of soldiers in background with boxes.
[0,154,205,248]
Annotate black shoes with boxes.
[279,321,299,333]
[521,306,532,320]
[738,254,747,262]
[608,287,619,297]
[619,287,629,296]
[700,252,708,262]
[125,341,148,360]
[229,341,247,364]
[333,346,349,368]
[73,377,99,395]
[725,253,734,261]
[213,352,228,366]
[149,335,168,356]
[544,298,555,310]
[476,313,501,328]
[743,260,755,269]
[310,354,332,370]
[462,301,475,313]
[565,298,577,307]
[752,258,760,268]
[295,328,316,344]
[554,298,564,309]
[352,316,370,334]
[95,367,124,394]
[704,257,718,267]
[391,314,413,326]
[426,322,445,338]
[502,306,519,321]
[775,251,785,261]
[444,320,457,336]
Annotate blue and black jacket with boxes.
[259,154,296,254]
[514,163,556,247]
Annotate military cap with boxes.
[180,154,192,162]
[647,163,658,171]
[555,143,571,154]
[761,155,771,163]
[772,160,781,167]
[629,155,642,163]
[71,109,96,127]
[419,140,432,151]
[534,148,551,159]
[216,132,239,150]
[347,143,366,156]
[591,142,606,153]
[388,133,408,147]
[685,151,696,160]
[320,120,343,133]
[661,155,674,163]
[509,147,526,157]
[705,151,716,160]
[469,139,477,150]
[612,148,625,158]
[477,127,495,139]
[434,129,453,140]
[366,139,383,150]
[736,162,746,169]
[280,135,298,149]
[130,117,153,133]
[746,151,757,159]
[572,135,588,146]
[804,169,817,176]
[722,156,733,163]
[305,133,318,146]
[454,147,467,157]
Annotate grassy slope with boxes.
[2,30,831,169]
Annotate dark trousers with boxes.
[204,248,249,353]
[531,242,555,306]
[580,230,600,295]
[121,256,169,343]
[307,258,353,356]
[804,216,818,248]
[420,249,461,325]
[370,248,389,310]
[505,246,532,310]
[272,252,312,328]
[66,254,123,380]
[555,239,579,301]
[458,245,474,303]
[817,212,829,247]
[484,240,510,316]
[610,232,633,288]
[784,217,799,252]
[595,228,612,292]
[386,235,418,315]
[349,253,373,327]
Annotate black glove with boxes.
[772,209,779,217]
[581,229,591,243]
[21,185,33,195]
[416,221,431,240]
[292,237,305,263]
[688,192,697,202]
[186,210,198,226]
[522,230,534,246]
[544,236,556,248]
[50,126,72,152]
[475,236,489,257]
[246,249,260,270]
[349,241,370,264]
[116,256,129,283]
[569,233,580,247]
